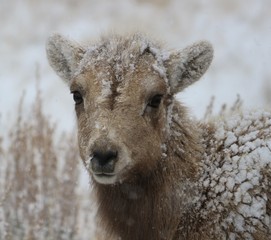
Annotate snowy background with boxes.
[1,0,271,133]
[0,0,271,238]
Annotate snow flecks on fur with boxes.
[161,143,168,158]
[165,101,174,136]
[149,46,170,83]
[74,33,172,103]
[78,34,167,79]
[100,78,112,98]
[199,110,271,238]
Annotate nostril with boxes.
[92,150,118,166]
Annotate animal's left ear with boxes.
[165,41,213,94]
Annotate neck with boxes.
[93,165,184,239]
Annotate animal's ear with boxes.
[166,41,213,94]
[46,33,85,84]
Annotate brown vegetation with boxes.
[0,91,95,240]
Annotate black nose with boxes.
[91,150,118,174]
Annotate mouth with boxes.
[93,172,117,184]
[94,173,115,177]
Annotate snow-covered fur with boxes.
[199,110,271,239]
[46,33,271,240]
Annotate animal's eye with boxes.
[147,94,163,108]
[71,91,83,105]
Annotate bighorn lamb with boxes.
[46,33,271,240]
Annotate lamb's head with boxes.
[46,33,213,185]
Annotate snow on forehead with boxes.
[78,33,169,74]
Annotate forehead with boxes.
[72,34,168,95]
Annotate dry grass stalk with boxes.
[0,90,95,240]
[204,94,244,121]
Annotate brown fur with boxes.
[92,103,203,240]
[46,33,271,240]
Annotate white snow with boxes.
[224,131,237,147]
[101,78,113,98]
[199,109,271,238]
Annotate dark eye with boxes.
[147,94,163,108]
[71,91,83,105]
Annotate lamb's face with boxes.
[71,54,170,184]
[46,33,213,185]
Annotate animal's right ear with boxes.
[46,34,85,84]
[165,41,213,94]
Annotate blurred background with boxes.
[1,0,271,131]
[0,0,271,239]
